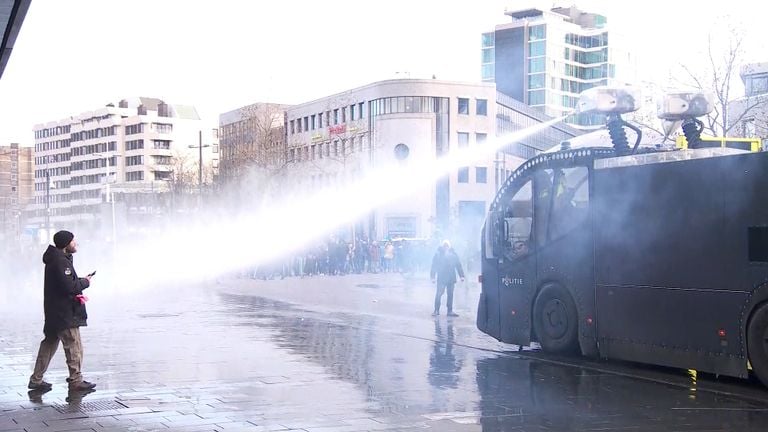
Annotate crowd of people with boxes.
[249,237,439,280]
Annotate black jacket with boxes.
[430,248,465,284]
[42,245,90,335]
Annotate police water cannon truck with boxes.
[477,85,768,387]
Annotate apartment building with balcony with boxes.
[31,98,218,240]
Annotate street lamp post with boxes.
[44,154,54,242]
[188,130,211,208]
[106,158,116,247]
[45,167,50,240]
[94,153,118,249]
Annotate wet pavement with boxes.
[2,272,768,431]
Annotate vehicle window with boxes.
[503,180,532,259]
[549,167,589,240]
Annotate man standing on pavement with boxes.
[28,230,97,392]
[430,240,465,317]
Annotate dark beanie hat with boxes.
[53,230,74,249]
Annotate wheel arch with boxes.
[532,275,598,356]
[742,281,768,353]
[531,279,580,353]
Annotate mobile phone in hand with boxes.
[87,271,96,277]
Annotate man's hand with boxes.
[85,276,92,283]
[460,277,465,282]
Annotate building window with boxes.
[458,98,469,115]
[481,32,494,48]
[342,107,347,123]
[290,120,295,134]
[126,155,143,166]
[529,25,546,41]
[153,140,171,150]
[529,58,545,73]
[153,123,173,134]
[528,90,545,105]
[153,155,171,165]
[476,99,488,116]
[125,124,144,135]
[458,167,469,183]
[311,115,316,130]
[481,48,494,63]
[303,117,309,131]
[476,133,488,145]
[747,76,768,96]
[126,139,144,150]
[529,40,546,56]
[350,104,356,121]
[458,132,470,147]
[481,64,495,80]
[333,109,339,125]
[359,102,364,118]
[126,171,144,182]
[528,73,546,90]
[476,167,488,183]
[297,119,302,133]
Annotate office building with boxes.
[280,79,578,242]
[482,6,632,128]
[0,143,32,241]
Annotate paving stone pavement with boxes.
[2,273,768,431]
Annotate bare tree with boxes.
[218,103,289,205]
[168,149,197,195]
[676,30,762,137]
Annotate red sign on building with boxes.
[328,124,346,136]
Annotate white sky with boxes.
[0,0,764,145]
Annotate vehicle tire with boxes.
[747,303,768,388]
[533,283,579,354]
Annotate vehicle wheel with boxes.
[747,303,768,387]
[533,283,579,354]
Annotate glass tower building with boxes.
[482,7,633,129]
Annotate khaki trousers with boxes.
[29,327,83,385]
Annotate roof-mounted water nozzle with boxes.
[657,91,714,149]
[577,86,642,155]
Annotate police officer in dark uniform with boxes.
[430,240,465,317]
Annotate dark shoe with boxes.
[28,380,52,391]
[447,312,459,317]
[66,387,96,403]
[68,380,97,391]
[432,311,439,317]
[27,388,52,402]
